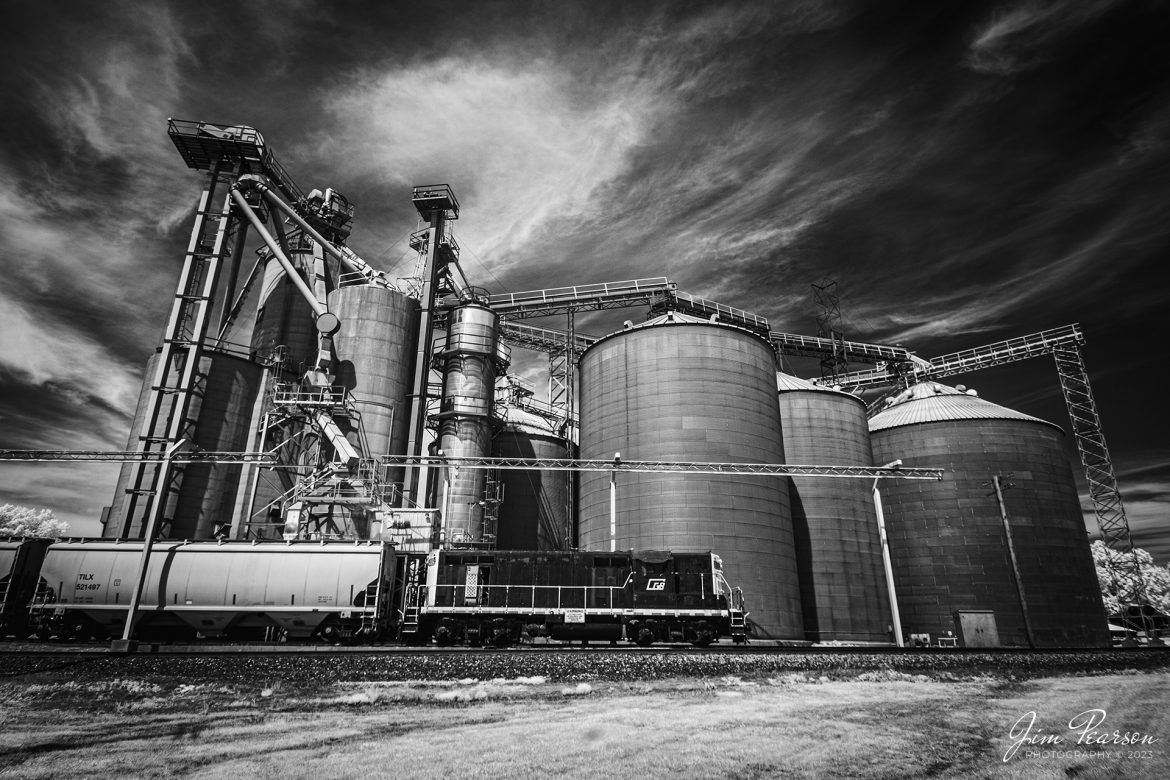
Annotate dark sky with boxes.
[1,1,1167,561]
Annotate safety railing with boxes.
[271,384,348,408]
[423,583,628,611]
[668,290,770,331]
[487,277,674,311]
[927,324,1083,375]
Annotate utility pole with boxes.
[610,452,620,552]
[988,473,1036,649]
[872,460,904,648]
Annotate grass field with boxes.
[1,668,1166,778]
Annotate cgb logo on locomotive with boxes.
[645,578,666,591]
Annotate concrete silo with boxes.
[868,381,1109,648]
[777,373,891,643]
[577,312,802,640]
[492,407,572,551]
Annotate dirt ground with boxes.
[1,670,1166,779]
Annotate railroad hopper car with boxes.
[1,538,52,637]
[25,540,400,643]
[411,549,748,647]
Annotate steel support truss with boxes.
[1051,342,1149,608]
[380,455,943,479]
[1,450,942,480]
[0,449,276,464]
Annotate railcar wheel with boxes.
[434,623,456,647]
[635,627,654,647]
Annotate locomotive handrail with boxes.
[422,583,729,613]
[423,583,639,612]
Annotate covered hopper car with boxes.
[3,538,748,647]
[24,539,398,643]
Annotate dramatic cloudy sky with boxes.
[1,1,1167,561]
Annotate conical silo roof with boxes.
[776,372,864,400]
[868,381,1057,432]
[776,373,821,392]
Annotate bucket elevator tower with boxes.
[105,120,419,547]
[401,186,462,513]
[106,123,281,540]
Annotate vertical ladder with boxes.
[120,159,241,537]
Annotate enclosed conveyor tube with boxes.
[314,411,360,471]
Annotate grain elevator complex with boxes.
[21,119,1149,648]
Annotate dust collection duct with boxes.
[492,406,572,551]
[577,312,803,640]
[868,381,1110,648]
[777,373,891,643]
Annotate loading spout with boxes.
[314,411,360,472]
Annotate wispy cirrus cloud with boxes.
[965,0,1126,75]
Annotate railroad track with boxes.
[3,642,1168,688]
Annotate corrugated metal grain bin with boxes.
[777,373,891,643]
[492,407,571,551]
[329,285,420,462]
[868,381,1109,648]
[577,313,802,640]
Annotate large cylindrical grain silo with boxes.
[869,381,1109,648]
[577,312,802,640]
[329,285,420,464]
[104,350,263,540]
[776,373,891,643]
[492,407,572,551]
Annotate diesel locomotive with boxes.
[1,538,748,646]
